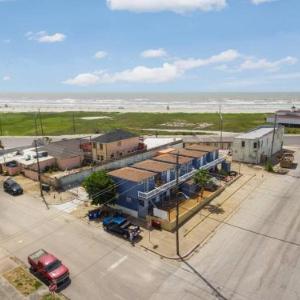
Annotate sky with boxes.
[0,0,300,92]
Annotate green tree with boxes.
[82,171,116,205]
[193,169,211,197]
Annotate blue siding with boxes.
[111,175,156,215]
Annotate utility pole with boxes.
[175,151,180,257]
[34,113,39,136]
[34,140,49,209]
[270,113,278,160]
[38,109,44,136]
[72,112,76,134]
[219,105,223,149]
[0,114,3,136]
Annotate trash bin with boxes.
[151,220,162,230]
[88,208,102,221]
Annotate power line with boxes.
[34,140,49,209]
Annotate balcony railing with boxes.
[138,156,225,200]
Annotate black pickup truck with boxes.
[102,215,140,240]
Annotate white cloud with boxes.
[107,0,227,13]
[174,49,240,71]
[251,0,275,5]
[63,73,101,86]
[3,39,11,44]
[26,31,66,43]
[3,75,11,81]
[141,48,167,58]
[64,49,240,86]
[240,56,297,71]
[94,51,108,59]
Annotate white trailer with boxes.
[232,126,284,164]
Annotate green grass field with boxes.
[0,111,272,136]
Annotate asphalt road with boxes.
[0,150,300,299]
[155,149,300,300]
[284,135,300,146]
[1,134,299,150]
[0,189,206,300]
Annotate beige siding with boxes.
[92,137,140,162]
[57,156,82,170]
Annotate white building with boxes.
[267,107,300,127]
[232,126,284,164]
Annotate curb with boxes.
[140,243,200,261]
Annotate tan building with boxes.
[91,129,144,162]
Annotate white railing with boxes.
[138,156,225,200]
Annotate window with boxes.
[118,141,122,146]
[100,155,104,161]
[138,199,144,207]
[111,154,114,159]
[241,141,245,147]
[93,143,96,149]
[100,144,103,150]
[253,142,258,149]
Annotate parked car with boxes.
[28,249,70,290]
[3,178,23,196]
[103,215,140,240]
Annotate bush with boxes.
[265,160,274,172]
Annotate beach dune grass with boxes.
[0,111,270,136]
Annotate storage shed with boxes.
[232,126,284,164]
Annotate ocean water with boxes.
[0,92,299,113]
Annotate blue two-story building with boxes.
[132,159,176,186]
[185,144,219,165]
[153,154,193,176]
[170,149,207,169]
[131,159,176,209]
[108,167,157,218]
[108,146,225,220]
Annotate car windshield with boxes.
[45,260,62,272]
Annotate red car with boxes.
[28,249,70,290]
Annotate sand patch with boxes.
[161,121,212,129]
[81,116,112,120]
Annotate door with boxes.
[138,199,148,218]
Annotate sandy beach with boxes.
[0,92,300,113]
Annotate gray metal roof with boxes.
[92,129,138,144]
[236,127,275,140]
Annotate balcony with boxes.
[138,156,225,200]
